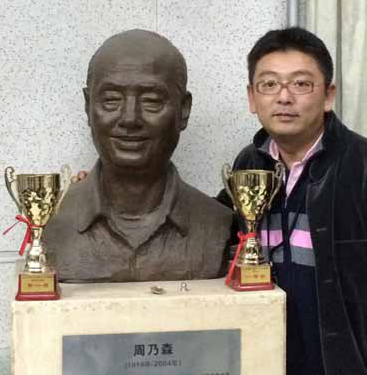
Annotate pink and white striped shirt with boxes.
[259,133,324,266]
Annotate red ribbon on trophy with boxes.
[3,215,43,256]
[225,231,257,286]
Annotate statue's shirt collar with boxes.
[77,161,189,248]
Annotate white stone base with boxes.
[12,278,286,375]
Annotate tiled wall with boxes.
[0,1,287,373]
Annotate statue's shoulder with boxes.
[43,180,92,273]
[44,180,86,238]
[178,180,233,265]
[179,180,233,224]
[54,181,84,221]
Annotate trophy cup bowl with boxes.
[4,165,70,301]
[222,163,284,291]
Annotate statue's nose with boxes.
[118,96,139,128]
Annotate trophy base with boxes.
[15,270,60,301]
[229,262,274,292]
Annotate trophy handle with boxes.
[55,164,71,213]
[268,162,285,209]
[222,163,236,210]
[4,166,22,213]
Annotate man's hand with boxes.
[71,171,88,183]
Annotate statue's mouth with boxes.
[111,136,148,150]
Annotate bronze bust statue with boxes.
[44,29,233,283]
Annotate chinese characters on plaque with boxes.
[63,330,240,375]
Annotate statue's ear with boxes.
[83,87,90,123]
[180,91,192,130]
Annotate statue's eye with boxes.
[140,93,166,113]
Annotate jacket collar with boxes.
[309,111,347,183]
[77,160,189,237]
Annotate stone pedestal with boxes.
[12,278,285,375]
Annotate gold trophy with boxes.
[222,163,284,291]
[4,166,70,301]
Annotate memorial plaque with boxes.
[63,329,241,375]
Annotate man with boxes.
[218,27,367,375]
[44,29,233,283]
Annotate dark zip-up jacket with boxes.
[218,111,367,375]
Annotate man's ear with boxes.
[83,87,90,125]
[324,83,336,112]
[247,84,257,114]
[180,91,192,131]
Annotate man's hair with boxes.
[86,29,188,95]
[247,27,334,86]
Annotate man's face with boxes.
[84,53,191,171]
[247,50,335,146]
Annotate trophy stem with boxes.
[238,237,265,265]
[235,220,265,266]
[246,221,257,234]
[25,228,46,273]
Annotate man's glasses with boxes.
[255,79,322,95]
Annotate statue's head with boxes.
[83,29,192,173]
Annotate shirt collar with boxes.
[268,131,324,164]
[77,160,189,237]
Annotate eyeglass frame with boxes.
[253,79,325,95]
